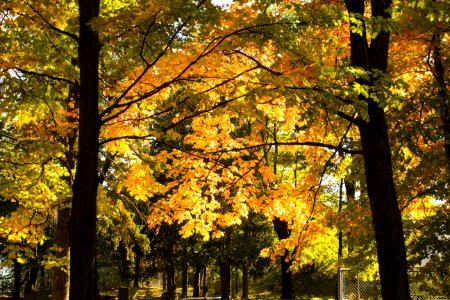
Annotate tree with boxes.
[342,0,411,297]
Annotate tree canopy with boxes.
[0,0,449,299]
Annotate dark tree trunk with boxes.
[69,0,101,299]
[431,30,450,182]
[118,243,131,286]
[162,271,167,291]
[338,179,344,259]
[219,262,231,300]
[24,266,38,294]
[344,177,356,255]
[344,0,411,299]
[133,250,141,288]
[241,265,249,300]
[13,260,22,300]
[358,103,410,300]
[273,217,294,299]
[166,263,176,298]
[52,207,70,300]
[181,260,188,298]
[280,251,293,300]
[202,266,208,297]
[164,243,176,300]
[193,264,202,297]
[234,268,238,296]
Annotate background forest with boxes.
[0,0,449,299]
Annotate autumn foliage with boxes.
[0,0,449,299]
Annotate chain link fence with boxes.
[337,268,447,300]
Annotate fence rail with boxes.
[338,268,447,300]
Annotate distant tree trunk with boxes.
[219,262,231,300]
[335,179,344,300]
[52,206,70,300]
[133,244,143,288]
[165,263,176,299]
[273,217,294,299]
[24,266,38,294]
[39,267,45,290]
[181,260,188,298]
[202,266,208,297]
[165,243,176,300]
[234,268,238,296]
[13,260,22,300]
[118,242,131,285]
[241,264,249,300]
[337,178,344,259]
[193,264,202,297]
[69,0,101,299]
[133,254,141,287]
[163,271,167,291]
[344,0,411,298]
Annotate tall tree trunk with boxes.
[52,207,70,300]
[344,0,410,299]
[273,217,294,299]
[202,266,208,297]
[69,0,101,299]
[193,264,202,297]
[358,103,410,300]
[13,260,22,300]
[241,264,249,300]
[219,262,231,300]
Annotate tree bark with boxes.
[24,266,38,295]
[69,0,101,299]
[164,243,176,300]
[273,217,294,299]
[202,266,208,297]
[13,260,22,300]
[431,30,450,182]
[344,0,411,299]
[193,264,202,297]
[133,247,142,288]
[52,207,70,300]
[219,262,231,300]
[166,263,176,299]
[241,264,249,300]
[181,259,188,299]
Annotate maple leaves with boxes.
[0,0,449,297]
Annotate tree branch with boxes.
[14,68,78,86]
[208,141,362,155]
[23,0,79,42]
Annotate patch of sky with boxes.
[211,0,233,6]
